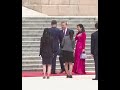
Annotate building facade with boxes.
[22,0,98,16]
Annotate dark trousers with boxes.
[51,52,58,73]
[59,50,66,71]
[94,55,98,79]
[59,55,65,71]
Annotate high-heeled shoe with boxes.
[43,76,46,79]
[47,76,50,79]
[69,75,73,78]
[66,75,69,78]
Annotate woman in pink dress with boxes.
[73,24,86,74]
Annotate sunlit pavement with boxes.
[22,75,98,90]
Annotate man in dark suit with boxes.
[91,22,98,80]
[59,21,71,73]
[49,20,61,74]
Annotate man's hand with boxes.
[91,54,94,57]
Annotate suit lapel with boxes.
[62,30,64,36]
[61,28,69,36]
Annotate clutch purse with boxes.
[80,52,87,59]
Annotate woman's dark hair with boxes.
[77,24,85,34]
[42,28,51,45]
[69,30,74,40]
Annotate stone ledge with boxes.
[22,6,48,17]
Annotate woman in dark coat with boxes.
[39,28,54,79]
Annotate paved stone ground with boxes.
[22,75,98,90]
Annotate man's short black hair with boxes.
[51,20,57,25]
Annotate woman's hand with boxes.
[91,54,94,57]
[73,48,75,56]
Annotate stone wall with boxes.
[22,0,98,16]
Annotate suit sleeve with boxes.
[59,31,63,48]
[39,37,43,56]
[51,37,54,53]
[82,33,86,49]
[72,39,75,49]
[61,37,65,48]
[91,34,95,55]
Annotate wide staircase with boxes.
[22,16,98,72]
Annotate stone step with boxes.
[22,38,90,46]
[22,49,90,52]
[22,64,95,68]
[22,42,91,46]
[22,27,95,30]
[22,60,95,71]
[22,45,90,48]
[22,30,95,33]
[22,24,95,28]
[22,32,92,39]
[22,51,91,56]
[22,21,96,24]
[22,58,94,61]
[22,17,97,21]
[22,49,92,55]
[22,56,93,60]
[22,36,92,40]
[22,34,93,37]
[22,23,95,27]
[22,47,91,52]
[22,47,91,53]
[22,52,39,56]
[22,36,92,41]
[22,63,94,67]
[22,69,95,72]
[22,67,95,71]
[22,30,93,37]
[22,60,94,64]
[22,16,96,20]
[22,37,91,42]
[22,27,96,31]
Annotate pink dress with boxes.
[72,32,86,74]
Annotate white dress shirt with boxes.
[63,28,67,36]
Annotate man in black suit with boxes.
[59,21,71,73]
[49,20,61,74]
[91,22,98,80]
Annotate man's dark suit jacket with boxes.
[91,31,98,56]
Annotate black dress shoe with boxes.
[47,76,50,79]
[69,75,73,78]
[60,70,65,73]
[51,72,56,74]
[66,75,69,78]
[43,76,46,79]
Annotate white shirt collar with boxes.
[64,28,67,35]
[65,28,67,31]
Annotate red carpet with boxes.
[22,71,95,77]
